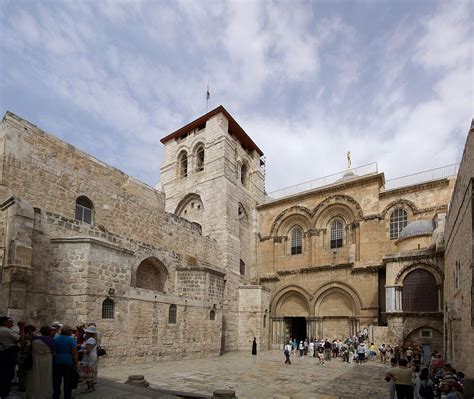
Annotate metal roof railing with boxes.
[265,162,378,202]
[384,163,459,190]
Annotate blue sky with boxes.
[0,0,472,192]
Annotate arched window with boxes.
[390,208,408,239]
[178,151,188,178]
[240,162,248,186]
[135,257,168,292]
[291,227,303,255]
[402,269,438,312]
[169,304,177,324]
[75,196,93,224]
[210,309,215,320]
[240,259,246,275]
[330,219,343,249]
[102,298,114,319]
[195,145,205,172]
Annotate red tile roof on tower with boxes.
[160,105,264,156]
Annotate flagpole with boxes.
[206,83,210,113]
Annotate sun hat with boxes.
[84,325,98,334]
[51,321,63,328]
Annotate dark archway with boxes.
[135,257,168,292]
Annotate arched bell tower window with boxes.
[330,219,343,249]
[291,226,303,255]
[195,145,205,172]
[75,196,93,224]
[390,208,408,239]
[178,151,188,178]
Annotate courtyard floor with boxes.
[100,350,390,399]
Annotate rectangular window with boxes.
[420,329,432,338]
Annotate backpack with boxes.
[419,381,434,399]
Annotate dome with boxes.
[398,220,434,240]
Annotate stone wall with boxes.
[444,120,474,380]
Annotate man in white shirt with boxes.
[0,316,23,399]
[284,341,292,364]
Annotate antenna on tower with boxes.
[206,83,210,113]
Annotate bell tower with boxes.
[158,105,265,351]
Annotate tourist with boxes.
[406,347,413,363]
[385,357,398,399]
[26,326,55,399]
[298,340,304,357]
[79,325,99,392]
[415,367,434,399]
[379,343,387,364]
[17,324,36,392]
[369,342,377,361]
[323,339,331,361]
[316,343,325,365]
[252,337,257,355]
[292,338,297,354]
[53,325,78,399]
[387,358,414,399]
[341,342,348,362]
[50,321,63,337]
[309,339,314,357]
[0,316,24,399]
[356,342,366,364]
[284,341,292,364]
[348,344,354,363]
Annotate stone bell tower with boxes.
[158,105,267,351]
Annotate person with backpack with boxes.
[283,341,292,364]
[415,367,434,399]
[379,343,387,364]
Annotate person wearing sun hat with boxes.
[79,325,99,392]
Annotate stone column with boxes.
[0,197,35,320]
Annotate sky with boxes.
[0,0,472,193]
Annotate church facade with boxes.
[0,107,469,370]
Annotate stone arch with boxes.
[192,141,205,172]
[271,285,311,317]
[313,195,363,222]
[381,199,419,219]
[395,262,443,286]
[175,193,204,226]
[269,206,312,237]
[312,282,362,316]
[132,257,169,292]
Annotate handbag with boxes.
[97,345,106,357]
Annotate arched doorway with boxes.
[271,288,310,348]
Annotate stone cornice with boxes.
[50,237,135,255]
[385,311,443,318]
[383,249,443,263]
[176,266,226,277]
[380,178,450,198]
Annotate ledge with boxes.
[50,237,135,255]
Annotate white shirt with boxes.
[285,344,292,352]
[0,326,19,350]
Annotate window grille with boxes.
[102,298,114,319]
[390,208,408,239]
[402,269,438,312]
[420,329,432,338]
[240,259,246,275]
[330,219,343,249]
[210,309,215,320]
[196,146,204,171]
[75,196,93,224]
[169,304,177,324]
[178,151,188,178]
[291,227,303,255]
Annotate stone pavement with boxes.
[100,350,391,399]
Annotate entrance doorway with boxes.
[285,317,306,343]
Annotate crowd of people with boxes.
[282,329,465,399]
[0,315,102,399]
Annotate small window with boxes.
[210,309,215,320]
[420,329,432,338]
[291,227,303,255]
[75,196,93,224]
[240,259,246,275]
[330,219,343,249]
[196,145,205,172]
[169,304,177,324]
[240,162,248,186]
[178,151,188,178]
[102,298,114,319]
[390,208,408,239]
[454,260,460,290]
[263,314,267,328]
